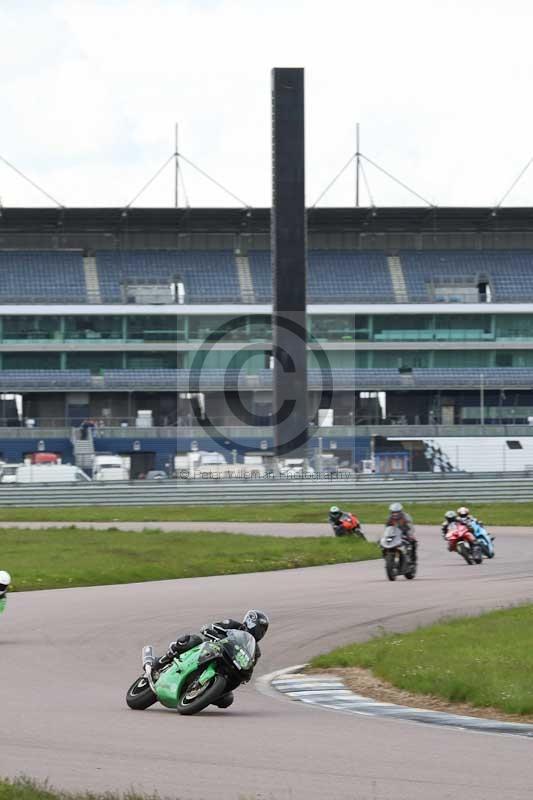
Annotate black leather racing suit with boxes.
[155,618,261,671]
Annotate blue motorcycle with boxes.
[471,520,495,559]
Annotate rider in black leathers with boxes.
[153,610,269,707]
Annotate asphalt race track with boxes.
[2,525,533,800]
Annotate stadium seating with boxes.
[0,251,86,302]
[100,368,533,390]
[412,367,533,387]
[400,250,533,302]
[248,251,393,302]
[0,370,92,388]
[95,250,241,303]
[2,247,532,306]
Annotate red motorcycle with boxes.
[333,512,366,540]
[445,521,482,565]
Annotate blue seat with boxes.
[0,251,86,302]
[248,250,393,303]
[96,250,241,303]
[400,250,533,302]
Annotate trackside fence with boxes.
[0,473,533,507]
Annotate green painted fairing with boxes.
[154,644,219,709]
[0,597,6,615]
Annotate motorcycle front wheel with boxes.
[177,673,227,716]
[126,676,157,710]
[385,551,398,581]
[457,543,473,565]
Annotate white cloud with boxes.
[1,0,533,207]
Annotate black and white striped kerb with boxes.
[271,672,533,739]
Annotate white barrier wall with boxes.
[401,437,533,472]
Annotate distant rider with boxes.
[441,510,467,551]
[457,506,478,529]
[387,502,417,561]
[328,506,361,536]
[154,609,269,708]
[0,571,11,615]
[457,506,494,556]
[441,510,458,539]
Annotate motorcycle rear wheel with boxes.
[126,676,157,710]
[177,673,227,716]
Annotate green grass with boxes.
[1,527,379,591]
[311,604,533,716]
[0,500,531,525]
[0,778,261,800]
[0,779,159,800]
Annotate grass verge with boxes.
[0,501,531,525]
[311,604,533,717]
[1,527,378,591]
[0,778,159,800]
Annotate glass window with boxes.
[311,315,363,341]
[248,316,272,342]
[433,350,490,367]
[188,316,248,342]
[64,316,123,341]
[373,315,432,341]
[495,351,533,367]
[3,353,61,369]
[66,353,123,373]
[127,316,177,343]
[435,315,492,341]
[495,315,533,341]
[2,316,59,341]
[373,351,430,368]
[125,352,178,369]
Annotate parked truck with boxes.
[92,454,129,481]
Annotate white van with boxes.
[0,464,91,483]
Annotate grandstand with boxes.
[1,205,533,474]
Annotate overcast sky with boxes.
[1,0,533,209]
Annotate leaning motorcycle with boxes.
[379,525,416,581]
[126,629,256,715]
[444,522,482,565]
[470,520,495,559]
[333,512,366,540]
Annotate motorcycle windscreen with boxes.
[380,526,403,547]
[224,630,256,671]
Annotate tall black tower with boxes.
[271,67,308,457]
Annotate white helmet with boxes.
[389,502,403,513]
[0,570,11,592]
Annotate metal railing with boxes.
[0,473,533,507]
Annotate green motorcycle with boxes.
[126,630,256,715]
